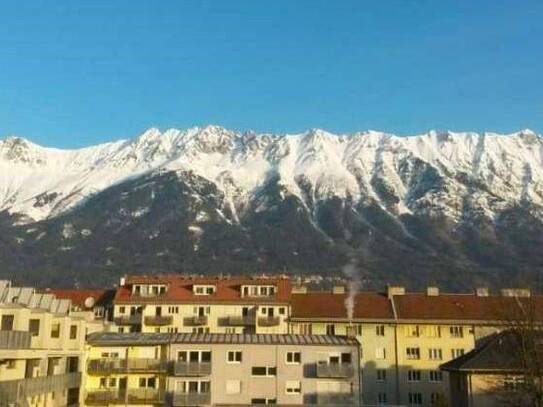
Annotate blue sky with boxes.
[1,0,542,148]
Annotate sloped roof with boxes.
[441,330,543,373]
[290,292,395,320]
[44,288,116,310]
[114,275,291,304]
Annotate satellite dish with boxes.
[84,296,95,309]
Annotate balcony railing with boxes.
[169,391,211,406]
[257,316,280,327]
[144,315,173,326]
[316,363,354,378]
[0,373,81,404]
[173,361,211,376]
[226,315,256,326]
[86,388,165,405]
[87,358,170,374]
[0,330,32,349]
[183,316,208,326]
[113,314,142,325]
[316,392,355,406]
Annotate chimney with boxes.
[387,285,405,299]
[119,276,126,287]
[500,288,531,298]
[291,285,308,294]
[426,286,439,296]
[476,287,489,297]
[332,285,346,295]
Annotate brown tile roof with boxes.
[394,293,543,322]
[290,292,395,320]
[44,288,115,310]
[114,275,291,304]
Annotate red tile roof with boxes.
[394,293,543,322]
[114,275,291,304]
[44,288,115,310]
[290,292,395,320]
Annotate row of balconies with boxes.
[85,389,211,406]
[113,315,281,327]
[0,373,81,404]
[87,358,353,378]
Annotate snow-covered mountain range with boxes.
[1,126,542,289]
[2,125,542,223]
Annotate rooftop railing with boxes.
[0,330,32,349]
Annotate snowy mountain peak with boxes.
[0,126,542,224]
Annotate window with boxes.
[286,351,301,364]
[450,326,464,338]
[427,326,441,337]
[300,323,312,335]
[376,325,385,336]
[119,306,125,314]
[429,371,443,382]
[406,325,420,337]
[428,348,442,360]
[226,380,241,394]
[285,380,301,394]
[28,319,40,336]
[7,360,16,369]
[51,323,60,338]
[451,348,465,359]
[504,376,525,391]
[407,370,421,382]
[99,378,107,388]
[375,347,386,359]
[1,314,14,331]
[279,307,285,315]
[139,377,156,388]
[326,324,336,335]
[69,325,77,339]
[118,327,125,333]
[408,392,422,405]
[406,347,420,360]
[377,392,387,404]
[109,378,117,387]
[227,351,242,363]
[341,353,352,363]
[178,350,211,363]
[376,369,387,382]
[251,366,276,376]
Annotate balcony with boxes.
[316,363,354,378]
[169,391,211,406]
[144,315,173,326]
[257,316,280,327]
[0,330,32,349]
[316,393,355,406]
[86,388,164,405]
[226,315,256,326]
[87,358,170,374]
[183,315,208,326]
[0,373,81,404]
[173,361,211,376]
[113,314,142,325]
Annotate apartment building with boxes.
[112,275,291,335]
[85,332,361,406]
[0,280,88,406]
[289,285,543,407]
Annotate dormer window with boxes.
[241,285,276,297]
[193,285,216,295]
[132,284,167,297]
